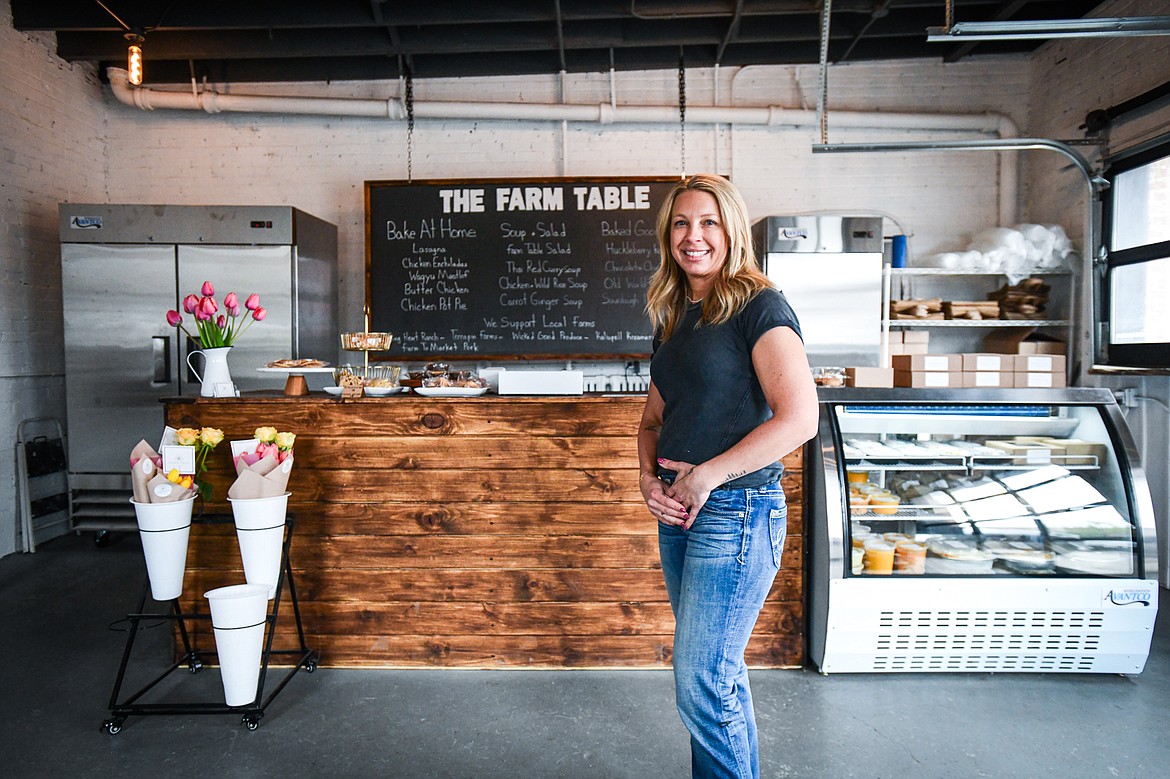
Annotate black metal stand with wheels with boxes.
[103,514,318,733]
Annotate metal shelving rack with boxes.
[102,514,318,733]
[880,266,1075,381]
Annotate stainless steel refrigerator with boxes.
[59,204,338,534]
[752,216,884,367]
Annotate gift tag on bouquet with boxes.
[161,445,196,476]
[231,438,260,459]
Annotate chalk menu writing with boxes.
[366,177,676,358]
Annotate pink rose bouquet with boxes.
[228,426,296,499]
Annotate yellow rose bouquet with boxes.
[129,425,224,503]
[175,426,225,500]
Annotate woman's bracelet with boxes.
[639,470,660,482]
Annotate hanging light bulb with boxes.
[125,32,145,86]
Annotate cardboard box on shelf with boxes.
[983,327,1067,355]
[961,353,1014,372]
[1014,354,1067,373]
[891,354,962,372]
[1012,436,1106,465]
[961,371,1014,388]
[1011,436,1068,460]
[901,330,931,344]
[1012,371,1067,389]
[889,341,929,356]
[1044,438,1108,465]
[984,440,1054,464]
[893,370,961,388]
[845,367,894,388]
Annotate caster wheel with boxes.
[242,715,260,731]
[188,659,203,674]
[305,661,317,673]
[104,717,125,734]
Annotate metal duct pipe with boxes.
[107,67,1017,135]
[106,66,1020,222]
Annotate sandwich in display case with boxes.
[808,387,1158,674]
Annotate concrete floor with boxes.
[2,533,1168,778]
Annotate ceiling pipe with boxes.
[107,65,1020,223]
[107,66,1016,134]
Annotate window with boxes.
[1101,136,1170,370]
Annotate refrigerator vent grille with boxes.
[877,610,1106,630]
[871,654,1098,672]
[874,633,1101,653]
[869,610,1105,671]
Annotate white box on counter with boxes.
[961,353,1013,372]
[1014,354,1067,373]
[891,354,962,372]
[1013,370,1067,389]
[496,369,584,395]
[961,371,1014,388]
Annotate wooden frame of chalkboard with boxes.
[364,176,678,360]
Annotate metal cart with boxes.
[103,514,318,732]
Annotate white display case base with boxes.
[817,577,1158,674]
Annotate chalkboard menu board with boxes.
[365,177,677,358]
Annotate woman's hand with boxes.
[657,457,716,529]
[640,471,690,528]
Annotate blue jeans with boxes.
[658,483,788,779]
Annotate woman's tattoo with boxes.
[724,469,747,483]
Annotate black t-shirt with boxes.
[650,287,803,488]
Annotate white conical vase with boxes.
[130,496,196,601]
[204,583,270,707]
[228,492,290,599]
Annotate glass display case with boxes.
[808,387,1159,674]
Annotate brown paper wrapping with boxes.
[131,457,156,503]
[145,473,194,503]
[228,455,294,500]
[130,440,161,503]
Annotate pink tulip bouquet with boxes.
[166,280,267,348]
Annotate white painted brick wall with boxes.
[1,6,107,556]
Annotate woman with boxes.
[637,175,818,779]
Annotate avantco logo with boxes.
[779,228,808,239]
[1103,586,1155,607]
[69,216,103,229]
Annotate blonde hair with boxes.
[646,174,773,342]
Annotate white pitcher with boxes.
[186,346,234,397]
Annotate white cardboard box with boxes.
[496,369,585,395]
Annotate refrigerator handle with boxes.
[151,335,171,386]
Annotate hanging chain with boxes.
[817,0,833,145]
[678,52,687,177]
[405,70,415,182]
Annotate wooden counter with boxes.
[165,393,804,669]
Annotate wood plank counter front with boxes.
[165,394,804,669]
